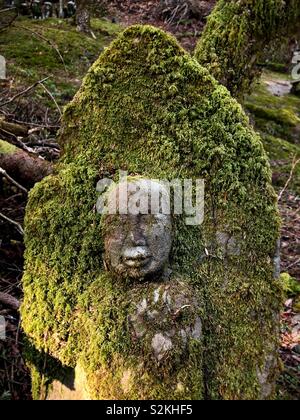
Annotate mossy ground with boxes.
[245,70,300,195]
[0,17,121,108]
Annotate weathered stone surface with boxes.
[102,179,172,281]
[21,25,281,400]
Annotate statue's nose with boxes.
[130,230,146,247]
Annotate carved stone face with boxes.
[103,180,172,281]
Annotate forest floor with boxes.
[0,5,299,400]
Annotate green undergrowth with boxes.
[0,17,121,107]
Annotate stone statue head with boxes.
[102,178,172,281]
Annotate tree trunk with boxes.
[195,0,300,98]
[76,0,92,35]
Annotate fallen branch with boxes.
[0,119,28,137]
[0,167,28,195]
[0,212,24,236]
[12,119,58,131]
[0,132,40,156]
[0,7,17,14]
[0,77,50,108]
[0,140,53,187]
[0,292,20,311]
[278,156,300,201]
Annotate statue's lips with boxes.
[124,257,151,268]
[123,247,151,268]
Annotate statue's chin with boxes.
[114,261,163,281]
[120,267,152,281]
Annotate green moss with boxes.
[246,103,300,127]
[72,275,204,399]
[22,25,281,400]
[264,62,288,73]
[0,139,17,155]
[280,273,300,297]
[194,0,300,98]
[245,77,300,142]
[91,18,122,36]
[0,17,121,102]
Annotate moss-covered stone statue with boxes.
[21,25,282,400]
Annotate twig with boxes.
[14,23,67,71]
[278,156,300,201]
[0,108,59,129]
[0,292,20,310]
[285,258,300,270]
[0,77,50,108]
[0,167,28,195]
[173,305,191,318]
[0,212,24,236]
[176,3,189,28]
[26,140,60,149]
[0,7,17,14]
[167,4,180,24]
[15,317,21,348]
[90,30,97,40]
[28,127,45,135]
[39,81,62,119]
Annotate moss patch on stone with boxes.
[22,25,281,400]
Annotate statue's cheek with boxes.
[105,240,123,267]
